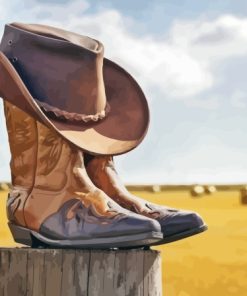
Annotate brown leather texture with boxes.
[4,102,127,231]
[85,155,206,239]
[39,198,160,241]
[4,102,37,190]
[0,22,149,156]
[86,155,161,219]
[6,22,108,121]
[4,101,37,226]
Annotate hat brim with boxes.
[0,53,149,155]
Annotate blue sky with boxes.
[1,0,247,184]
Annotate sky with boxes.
[1,0,247,184]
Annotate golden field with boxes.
[0,189,246,296]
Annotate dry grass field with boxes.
[0,189,246,296]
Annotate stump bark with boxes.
[0,248,162,296]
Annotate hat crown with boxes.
[0,23,108,122]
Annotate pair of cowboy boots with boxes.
[4,101,206,248]
[4,102,162,248]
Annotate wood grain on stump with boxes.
[0,248,162,296]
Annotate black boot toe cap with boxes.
[160,210,205,236]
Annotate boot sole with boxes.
[151,224,208,246]
[8,222,163,249]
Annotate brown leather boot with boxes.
[85,155,208,244]
[4,102,162,248]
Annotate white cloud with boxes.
[230,90,247,108]
[170,15,247,61]
[29,0,89,22]
[184,96,220,110]
[117,134,247,184]
[0,0,89,23]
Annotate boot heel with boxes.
[8,222,33,246]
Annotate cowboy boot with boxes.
[85,155,208,244]
[4,102,163,248]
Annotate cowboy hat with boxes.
[0,22,149,155]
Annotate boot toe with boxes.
[159,210,205,236]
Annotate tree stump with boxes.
[0,248,162,296]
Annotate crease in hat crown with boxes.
[2,22,109,123]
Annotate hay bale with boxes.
[152,185,161,193]
[204,185,217,194]
[240,186,247,205]
[191,185,205,197]
[0,183,9,191]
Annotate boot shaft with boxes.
[4,101,37,190]
[4,101,111,230]
[4,101,37,226]
[4,102,77,229]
